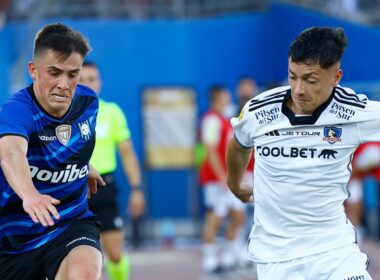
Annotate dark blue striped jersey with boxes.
[0,84,98,254]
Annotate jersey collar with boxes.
[281,88,334,125]
[27,84,73,121]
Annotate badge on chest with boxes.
[55,124,71,146]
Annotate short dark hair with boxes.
[208,84,227,103]
[288,27,348,69]
[34,23,90,60]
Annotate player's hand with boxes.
[128,189,145,218]
[87,165,106,198]
[229,183,254,203]
[23,192,60,227]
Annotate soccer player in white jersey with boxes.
[226,27,374,279]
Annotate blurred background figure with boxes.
[199,85,246,273]
[80,61,145,280]
[0,0,9,28]
[346,142,380,246]
[236,76,258,114]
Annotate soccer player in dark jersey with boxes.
[0,23,105,280]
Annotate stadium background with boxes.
[1,1,380,279]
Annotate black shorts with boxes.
[0,216,101,280]
[88,173,124,232]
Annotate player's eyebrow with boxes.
[69,69,80,74]
[47,66,80,74]
[47,65,63,72]
[288,68,319,78]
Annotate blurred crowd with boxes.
[3,0,380,25]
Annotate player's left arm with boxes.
[226,137,253,203]
[87,164,106,198]
[118,139,145,218]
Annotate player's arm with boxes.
[118,139,145,218]
[226,137,253,202]
[87,164,106,198]
[119,139,141,189]
[0,135,60,226]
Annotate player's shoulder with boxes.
[99,99,124,114]
[73,84,99,109]
[255,85,290,100]
[76,84,98,98]
[103,100,121,110]
[333,85,368,109]
[244,85,289,114]
[202,110,224,123]
[0,87,33,114]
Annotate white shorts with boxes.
[256,243,371,280]
[203,182,246,218]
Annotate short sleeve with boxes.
[0,98,33,140]
[230,102,254,148]
[357,100,380,143]
[110,103,131,144]
[201,114,222,145]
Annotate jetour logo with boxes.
[30,164,89,183]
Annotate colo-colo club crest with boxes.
[55,124,71,146]
[323,126,342,144]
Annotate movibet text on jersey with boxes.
[30,164,89,183]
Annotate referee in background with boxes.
[80,61,145,280]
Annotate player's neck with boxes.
[286,99,314,116]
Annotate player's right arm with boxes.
[227,101,255,202]
[0,135,60,227]
[226,137,253,202]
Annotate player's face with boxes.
[288,58,342,115]
[28,49,83,118]
[79,66,101,95]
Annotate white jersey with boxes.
[232,85,380,263]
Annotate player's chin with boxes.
[51,102,70,112]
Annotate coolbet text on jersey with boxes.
[232,85,380,263]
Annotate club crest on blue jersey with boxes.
[55,124,71,146]
[323,126,342,144]
[78,120,91,140]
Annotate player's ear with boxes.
[332,68,343,86]
[28,61,37,81]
